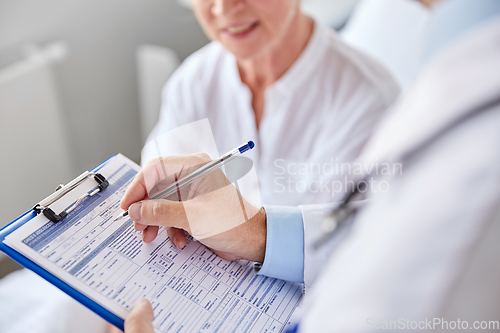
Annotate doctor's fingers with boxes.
[134,222,147,231]
[167,227,187,249]
[142,226,160,243]
[138,224,186,247]
[121,154,212,211]
[124,298,155,333]
[135,222,161,244]
[128,199,190,232]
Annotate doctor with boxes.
[123,0,500,331]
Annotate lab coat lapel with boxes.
[301,15,500,290]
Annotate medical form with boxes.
[4,154,302,333]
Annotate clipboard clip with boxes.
[33,172,109,223]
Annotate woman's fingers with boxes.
[124,298,155,333]
[167,227,187,249]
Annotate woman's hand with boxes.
[124,299,154,333]
[120,153,267,263]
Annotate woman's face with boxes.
[192,0,300,60]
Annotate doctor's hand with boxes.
[120,154,267,263]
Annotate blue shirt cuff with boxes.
[254,205,304,283]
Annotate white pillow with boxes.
[341,0,430,91]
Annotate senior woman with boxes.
[142,0,400,207]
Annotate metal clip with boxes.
[33,172,109,223]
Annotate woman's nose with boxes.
[211,0,245,16]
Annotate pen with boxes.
[113,141,255,222]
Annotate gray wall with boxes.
[0,0,209,173]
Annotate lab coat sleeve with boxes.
[256,206,305,283]
[300,204,332,288]
[301,200,368,289]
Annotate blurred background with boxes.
[0,0,429,276]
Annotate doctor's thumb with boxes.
[128,199,188,230]
[124,298,155,333]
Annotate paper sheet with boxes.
[4,154,302,333]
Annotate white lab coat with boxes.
[298,15,500,332]
[142,22,399,207]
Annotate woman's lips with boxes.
[222,21,259,39]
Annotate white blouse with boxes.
[143,23,399,206]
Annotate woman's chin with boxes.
[229,48,263,61]
[222,40,269,61]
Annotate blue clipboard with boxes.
[0,155,125,331]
